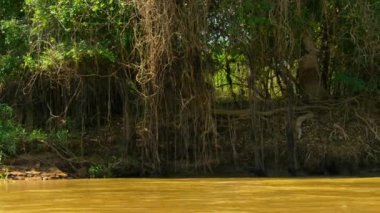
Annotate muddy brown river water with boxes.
[1,178,379,212]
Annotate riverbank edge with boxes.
[1,163,380,181]
[0,165,69,180]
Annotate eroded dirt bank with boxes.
[1,153,73,180]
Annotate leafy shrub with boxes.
[88,163,112,178]
[0,104,26,159]
[0,19,28,82]
[49,129,69,146]
[29,129,48,141]
[0,104,49,162]
[0,165,9,180]
[333,72,379,94]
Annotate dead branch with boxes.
[296,112,314,139]
[213,105,329,118]
[355,111,380,141]
[332,123,349,141]
[37,140,82,171]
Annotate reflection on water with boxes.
[1,178,380,212]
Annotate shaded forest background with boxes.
[0,0,379,177]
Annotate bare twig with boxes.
[296,112,314,139]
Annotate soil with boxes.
[1,152,72,180]
[1,166,68,180]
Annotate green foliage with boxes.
[0,104,26,158]
[29,129,47,141]
[23,0,133,73]
[240,0,272,29]
[0,19,28,80]
[89,163,112,178]
[0,104,49,162]
[49,129,69,144]
[0,19,26,51]
[0,167,9,180]
[212,52,248,99]
[0,55,22,80]
[0,0,24,19]
[65,41,116,63]
[334,73,380,93]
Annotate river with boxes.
[1,178,379,212]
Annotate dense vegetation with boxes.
[0,0,379,177]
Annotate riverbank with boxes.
[1,97,379,180]
[0,153,70,180]
[1,153,379,181]
[1,165,68,180]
